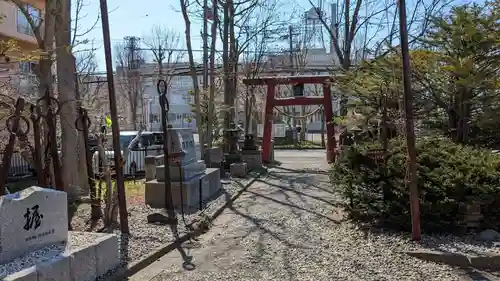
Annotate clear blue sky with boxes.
[74,0,204,71]
[74,0,329,71]
[74,0,476,72]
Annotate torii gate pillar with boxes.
[243,75,337,164]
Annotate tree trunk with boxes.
[222,0,231,131]
[207,0,218,151]
[55,0,87,199]
[180,0,205,159]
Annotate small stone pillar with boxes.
[230,162,247,178]
[145,155,158,181]
[465,200,483,229]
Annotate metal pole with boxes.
[154,80,178,231]
[99,0,130,234]
[397,0,421,241]
[202,0,209,90]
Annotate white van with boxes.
[92,131,164,176]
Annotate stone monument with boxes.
[241,134,262,169]
[0,186,120,281]
[0,187,68,263]
[145,128,222,210]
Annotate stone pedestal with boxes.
[241,152,262,169]
[0,188,120,281]
[204,146,223,166]
[155,160,206,181]
[230,162,247,178]
[241,134,262,169]
[145,168,221,210]
[144,127,222,211]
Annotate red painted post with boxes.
[323,83,336,163]
[261,82,276,163]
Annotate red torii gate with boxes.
[242,75,337,164]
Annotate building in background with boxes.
[115,62,203,132]
[0,0,44,93]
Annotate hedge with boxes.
[330,137,500,233]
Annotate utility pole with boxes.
[124,36,142,130]
[202,0,209,90]
[398,0,420,241]
[289,25,294,76]
[99,0,129,234]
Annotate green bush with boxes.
[330,137,500,233]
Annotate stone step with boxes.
[145,168,221,210]
[2,232,119,281]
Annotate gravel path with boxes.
[127,151,499,281]
[71,170,262,264]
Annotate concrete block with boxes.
[145,168,221,209]
[69,244,97,281]
[204,168,221,197]
[94,234,120,277]
[3,267,37,281]
[230,163,247,178]
[37,253,71,281]
[205,147,223,163]
[241,152,262,169]
[156,161,206,181]
[145,155,164,181]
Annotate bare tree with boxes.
[7,0,100,199]
[114,42,147,130]
[180,0,205,159]
[142,25,185,78]
[306,0,445,115]
[75,51,106,131]
[142,26,186,129]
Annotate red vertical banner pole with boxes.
[261,82,276,163]
[323,83,336,163]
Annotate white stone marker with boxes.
[0,186,68,263]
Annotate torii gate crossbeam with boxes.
[242,75,337,163]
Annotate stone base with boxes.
[241,151,262,169]
[145,168,221,210]
[230,162,247,178]
[2,232,119,281]
[223,153,241,170]
[204,147,223,163]
[156,160,206,182]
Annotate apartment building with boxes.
[115,62,201,132]
[0,0,43,92]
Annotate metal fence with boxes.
[91,146,162,178]
[2,152,35,180]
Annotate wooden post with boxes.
[323,83,336,163]
[262,82,276,163]
[30,105,45,186]
[99,0,129,233]
[398,0,421,241]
